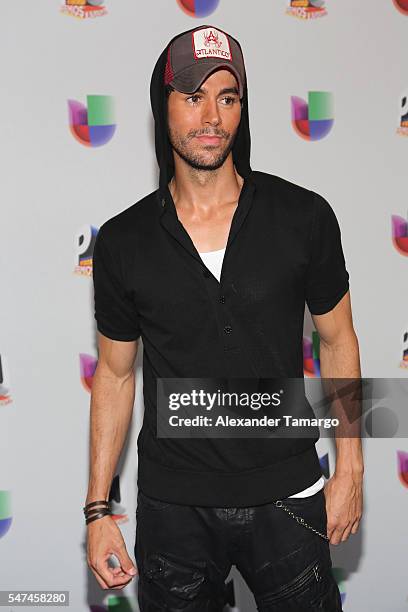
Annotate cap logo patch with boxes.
[192,27,232,61]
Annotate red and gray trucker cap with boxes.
[164,25,246,99]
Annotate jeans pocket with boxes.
[139,553,213,606]
[275,489,328,541]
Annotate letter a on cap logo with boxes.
[192,27,232,61]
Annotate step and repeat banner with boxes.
[1,0,408,610]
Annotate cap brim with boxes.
[170,61,244,99]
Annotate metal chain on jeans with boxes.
[274,500,330,541]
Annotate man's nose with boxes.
[201,99,221,126]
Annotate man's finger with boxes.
[110,578,134,590]
[94,557,135,588]
[326,520,337,539]
[340,523,353,542]
[115,547,138,576]
[329,525,347,545]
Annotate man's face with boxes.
[167,68,242,172]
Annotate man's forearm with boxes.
[319,332,364,475]
[86,365,136,503]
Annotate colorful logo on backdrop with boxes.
[108,475,128,525]
[303,331,321,377]
[397,450,408,487]
[61,0,107,19]
[0,491,12,539]
[331,568,347,607]
[286,0,327,19]
[396,93,408,136]
[80,354,97,392]
[74,225,99,276]
[393,0,408,15]
[291,91,334,140]
[391,212,408,256]
[177,0,220,17]
[68,95,116,147]
[0,354,12,406]
[400,330,408,369]
[319,452,330,479]
[89,595,138,612]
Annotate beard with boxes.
[167,125,238,172]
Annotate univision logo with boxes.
[176,0,220,17]
[60,0,107,19]
[0,354,12,406]
[80,353,97,392]
[393,0,408,15]
[89,595,139,611]
[0,491,12,539]
[331,568,347,607]
[291,91,334,140]
[397,450,408,487]
[391,211,408,256]
[303,332,321,377]
[319,452,330,479]
[68,95,116,147]
[286,0,327,19]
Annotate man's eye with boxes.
[187,95,201,104]
[222,96,237,105]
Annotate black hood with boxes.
[150,25,252,200]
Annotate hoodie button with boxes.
[161,198,166,207]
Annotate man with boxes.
[85,24,363,611]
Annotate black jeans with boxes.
[134,488,343,611]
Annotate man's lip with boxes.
[196,135,222,144]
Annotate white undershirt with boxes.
[198,246,325,498]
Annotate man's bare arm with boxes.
[312,290,364,545]
[85,332,139,590]
[312,290,363,474]
[86,332,138,504]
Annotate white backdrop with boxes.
[1,1,408,610]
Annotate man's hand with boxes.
[86,515,138,589]
[323,471,363,545]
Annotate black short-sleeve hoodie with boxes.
[92,26,350,506]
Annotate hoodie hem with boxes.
[137,445,322,507]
